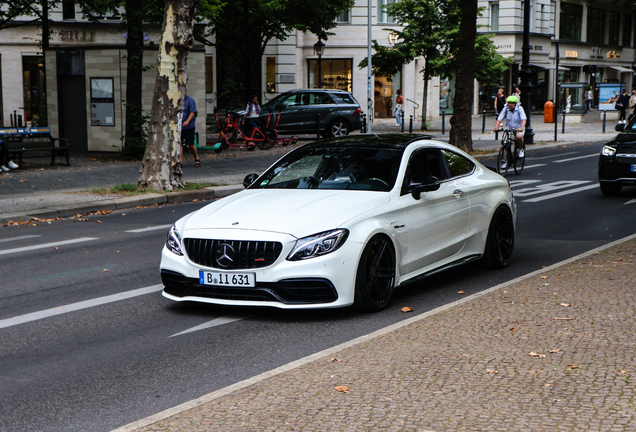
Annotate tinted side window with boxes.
[332,93,355,104]
[310,93,335,105]
[282,94,302,106]
[441,149,475,177]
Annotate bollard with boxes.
[17,114,22,127]
[603,111,606,133]
[401,111,405,132]
[362,113,367,133]
[562,109,566,134]
[316,113,321,139]
[409,115,413,133]
[442,110,446,134]
[482,110,486,133]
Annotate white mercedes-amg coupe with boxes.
[160,134,517,311]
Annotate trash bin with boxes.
[544,100,555,123]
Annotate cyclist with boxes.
[494,95,526,169]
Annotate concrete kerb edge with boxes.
[110,230,636,432]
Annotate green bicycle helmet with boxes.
[506,95,519,103]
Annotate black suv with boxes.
[254,89,362,137]
[598,121,636,195]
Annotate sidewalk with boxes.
[113,234,636,432]
[0,114,614,224]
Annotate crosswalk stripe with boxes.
[0,237,98,256]
[522,184,599,202]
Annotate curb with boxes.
[0,185,245,225]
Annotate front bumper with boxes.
[598,154,636,184]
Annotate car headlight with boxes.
[166,224,184,256]
[602,145,616,157]
[287,229,349,261]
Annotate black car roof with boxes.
[300,133,433,150]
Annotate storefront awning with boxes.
[608,66,634,73]
[529,63,569,70]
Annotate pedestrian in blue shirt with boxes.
[181,89,200,167]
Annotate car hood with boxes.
[612,131,636,146]
[183,189,391,238]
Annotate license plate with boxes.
[631,164,636,172]
[199,271,255,287]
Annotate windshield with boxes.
[251,145,403,191]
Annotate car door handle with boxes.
[453,189,465,197]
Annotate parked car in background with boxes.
[160,133,517,312]
[598,120,636,195]
[249,89,362,137]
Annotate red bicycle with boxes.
[211,110,297,154]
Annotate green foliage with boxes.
[359,0,509,84]
[111,183,139,192]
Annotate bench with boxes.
[0,127,70,167]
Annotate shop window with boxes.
[609,11,620,45]
[490,3,499,32]
[374,72,400,119]
[62,0,75,20]
[622,15,632,47]
[336,10,350,23]
[22,56,45,124]
[378,0,396,23]
[587,8,604,44]
[90,78,115,126]
[560,2,582,41]
[266,57,276,93]
[205,56,213,93]
[308,59,352,92]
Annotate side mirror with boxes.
[615,123,626,132]
[275,103,286,111]
[243,173,260,188]
[409,175,440,200]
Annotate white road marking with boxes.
[0,284,163,330]
[0,235,41,244]
[528,151,579,160]
[625,199,636,205]
[0,237,98,256]
[520,163,546,170]
[126,224,172,233]
[509,179,542,188]
[552,154,598,163]
[513,180,591,198]
[522,184,599,202]
[169,315,250,338]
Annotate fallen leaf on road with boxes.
[528,352,547,359]
[486,369,499,374]
[549,349,561,353]
[335,386,349,393]
[542,283,550,286]
[103,269,109,272]
[567,364,579,370]
[544,383,551,386]
[554,317,573,320]
[560,303,570,307]
[457,290,465,294]
[330,358,342,363]
[540,276,548,279]
[54,247,59,250]
[96,220,102,224]
[401,306,413,313]
[509,327,517,332]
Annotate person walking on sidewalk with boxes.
[618,88,629,124]
[244,95,261,137]
[180,89,200,167]
[494,95,526,170]
[494,88,505,115]
[0,139,18,172]
[395,89,404,127]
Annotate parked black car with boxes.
[598,121,636,195]
[239,89,362,137]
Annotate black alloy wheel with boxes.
[482,206,515,269]
[354,235,396,312]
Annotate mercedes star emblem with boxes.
[215,243,236,268]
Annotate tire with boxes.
[256,139,275,150]
[496,146,509,176]
[329,120,350,137]
[354,235,396,312]
[247,144,256,151]
[214,147,223,154]
[514,150,525,175]
[482,206,515,269]
[600,182,622,196]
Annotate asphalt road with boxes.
[1,141,635,432]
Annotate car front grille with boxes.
[617,148,636,164]
[183,238,283,269]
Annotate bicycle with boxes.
[496,128,525,176]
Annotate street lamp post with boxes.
[518,0,534,143]
[314,39,325,89]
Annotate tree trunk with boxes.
[138,0,198,191]
[448,0,477,153]
[123,0,144,154]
